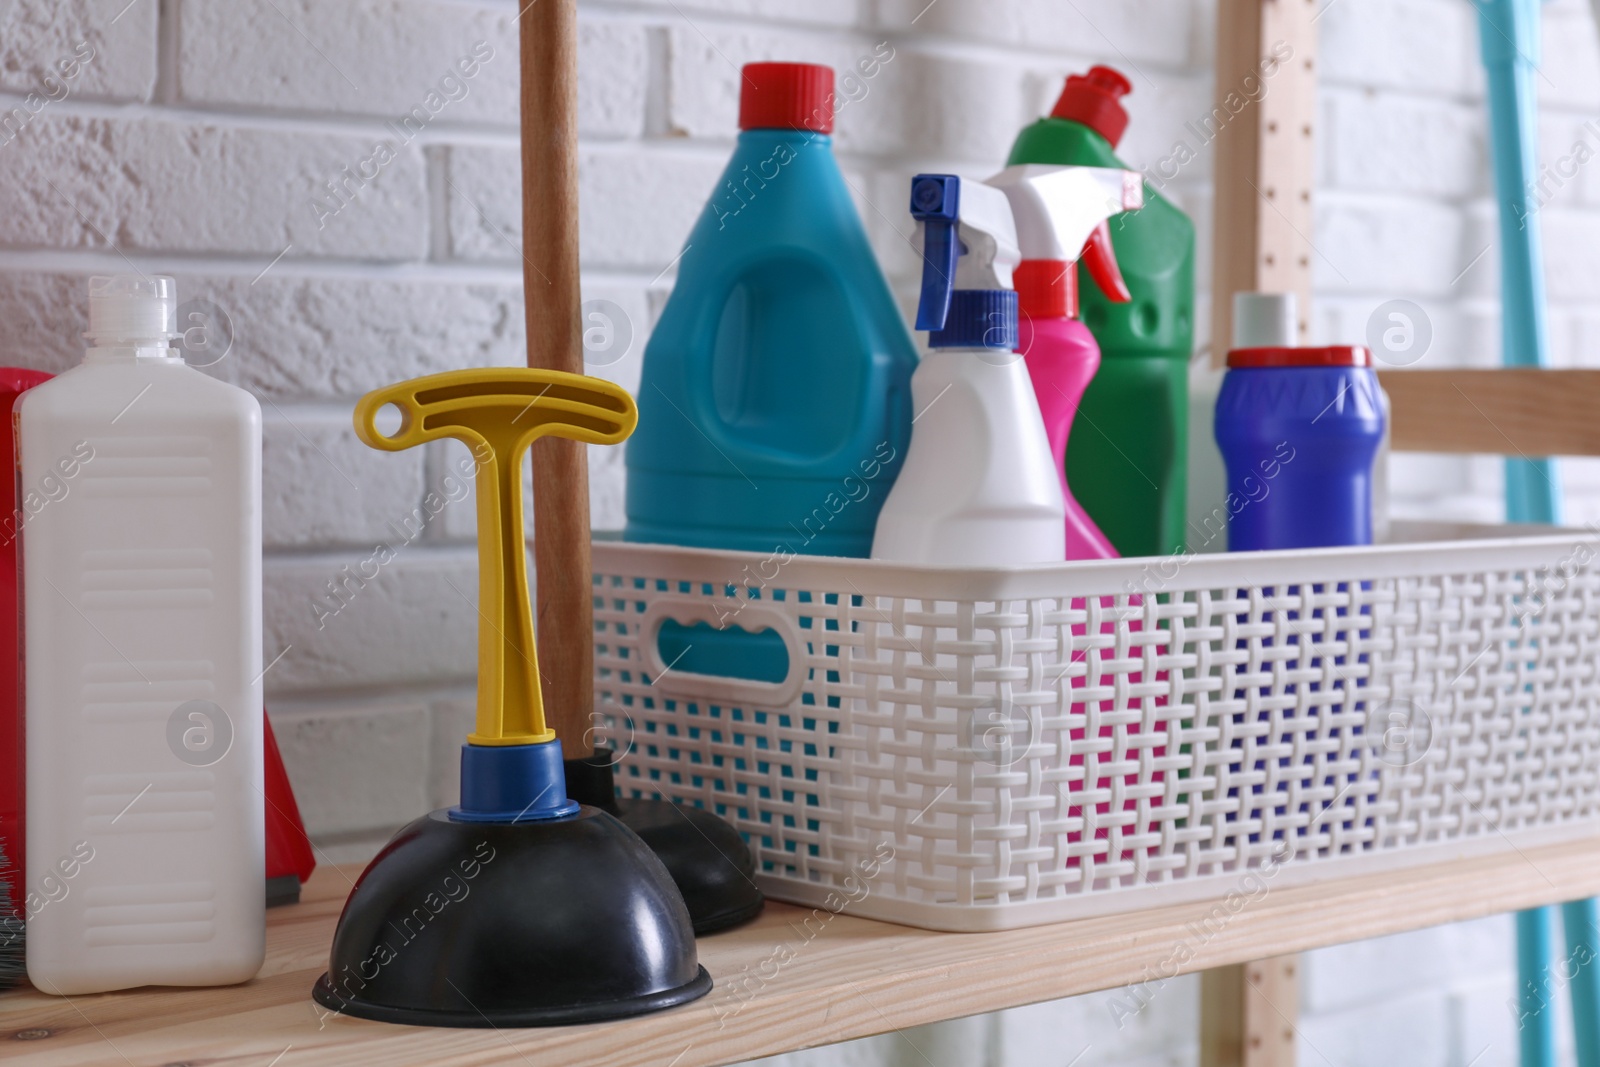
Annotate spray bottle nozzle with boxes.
[984,164,1142,321]
[909,166,1140,345]
[911,175,961,331]
[909,173,1020,347]
[1081,221,1132,304]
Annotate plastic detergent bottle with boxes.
[1214,342,1385,550]
[1187,292,1299,554]
[1007,66,1196,557]
[625,61,917,557]
[873,168,1106,565]
[1215,333,1384,843]
[21,276,264,994]
[997,166,1143,559]
[987,168,1162,862]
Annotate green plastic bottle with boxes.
[1006,66,1194,558]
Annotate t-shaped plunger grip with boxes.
[353,368,637,747]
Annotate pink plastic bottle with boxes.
[1016,224,1132,559]
[1018,241,1164,872]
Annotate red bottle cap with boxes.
[1227,345,1373,369]
[1049,65,1132,147]
[1016,260,1076,320]
[739,62,834,134]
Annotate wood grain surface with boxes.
[1381,369,1600,458]
[1206,1,1321,1057]
[519,0,597,755]
[4,836,1599,1066]
[1209,0,1319,362]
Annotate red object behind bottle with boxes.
[0,367,54,914]
[264,712,315,893]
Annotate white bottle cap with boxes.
[86,274,176,345]
[1232,291,1297,348]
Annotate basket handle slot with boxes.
[639,598,806,706]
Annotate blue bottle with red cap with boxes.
[1215,334,1385,844]
[1214,343,1385,549]
[626,61,916,557]
[625,61,916,683]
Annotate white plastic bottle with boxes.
[873,326,1066,564]
[21,275,264,994]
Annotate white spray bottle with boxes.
[20,275,264,994]
[871,172,1056,564]
[871,167,1133,565]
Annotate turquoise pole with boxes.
[1475,0,1560,522]
[1518,906,1558,1067]
[1474,4,1589,1067]
[1567,899,1600,1066]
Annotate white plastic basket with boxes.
[591,524,1600,931]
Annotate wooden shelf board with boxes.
[1381,368,1600,457]
[6,836,1600,1066]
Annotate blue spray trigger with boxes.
[911,174,961,332]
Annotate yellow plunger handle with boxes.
[353,368,637,747]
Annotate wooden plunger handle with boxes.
[520,0,595,756]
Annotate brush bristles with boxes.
[0,840,23,990]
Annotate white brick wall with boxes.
[2,0,1597,1063]
[1315,0,1600,524]
[0,0,158,100]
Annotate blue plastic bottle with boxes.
[625,61,916,685]
[625,61,916,556]
[1215,341,1385,845]
[1214,345,1385,550]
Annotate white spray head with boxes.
[909,164,1143,339]
[86,275,176,347]
[984,164,1143,263]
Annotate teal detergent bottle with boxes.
[625,62,917,681]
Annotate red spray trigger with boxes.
[1081,221,1130,304]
